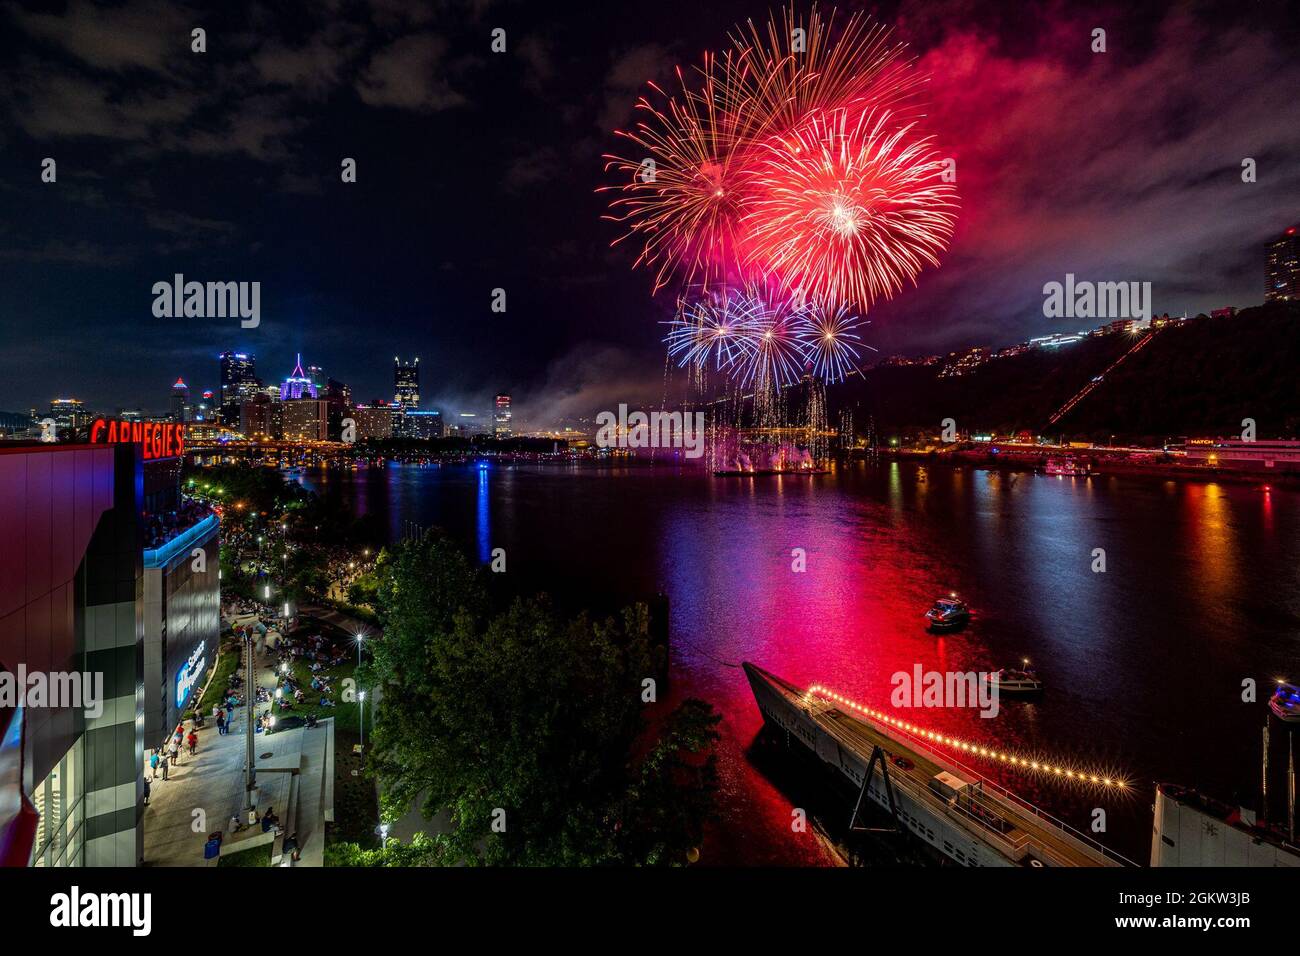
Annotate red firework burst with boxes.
[721,4,923,140]
[743,108,958,309]
[600,58,755,295]
[601,4,959,317]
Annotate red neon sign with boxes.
[89,418,185,460]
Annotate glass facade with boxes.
[30,737,85,867]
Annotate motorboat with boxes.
[925,596,970,631]
[1268,681,1300,723]
[989,662,1044,694]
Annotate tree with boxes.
[363,533,719,866]
[325,832,440,867]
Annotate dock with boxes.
[744,662,1132,867]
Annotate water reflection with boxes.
[300,462,1299,864]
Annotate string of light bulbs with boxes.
[806,684,1128,789]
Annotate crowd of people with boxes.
[322,549,374,602]
[142,498,214,549]
[144,716,204,791]
[272,629,349,713]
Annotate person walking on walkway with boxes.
[216,708,226,735]
[149,750,159,780]
[161,756,169,781]
[168,739,179,766]
[186,729,198,755]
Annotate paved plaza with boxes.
[143,640,333,866]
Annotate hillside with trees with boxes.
[839,299,1300,443]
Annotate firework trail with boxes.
[601,57,755,296]
[731,295,808,389]
[795,302,875,384]
[744,108,958,309]
[720,4,924,141]
[663,295,758,372]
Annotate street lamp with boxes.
[358,690,366,755]
[355,632,365,670]
[379,822,390,850]
[243,629,257,815]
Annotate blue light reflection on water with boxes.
[298,461,1300,864]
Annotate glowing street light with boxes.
[358,690,367,754]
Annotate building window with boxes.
[29,737,85,867]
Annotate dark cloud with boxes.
[11,0,191,73]
[597,43,669,133]
[357,33,467,112]
[872,3,1300,349]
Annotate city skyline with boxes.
[16,240,1291,433]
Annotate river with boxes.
[297,460,1300,865]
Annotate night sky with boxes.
[1,0,1296,428]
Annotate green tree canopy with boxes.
[362,533,719,866]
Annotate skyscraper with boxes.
[394,357,420,410]
[281,398,330,441]
[218,351,258,423]
[324,377,351,441]
[1266,227,1299,302]
[46,398,86,437]
[280,354,319,401]
[494,394,512,437]
[169,377,190,422]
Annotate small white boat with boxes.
[989,664,1044,695]
[1268,682,1300,723]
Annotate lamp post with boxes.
[243,629,257,815]
[358,690,366,755]
[355,632,364,670]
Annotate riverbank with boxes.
[878,447,1300,487]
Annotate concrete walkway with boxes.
[143,641,304,866]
